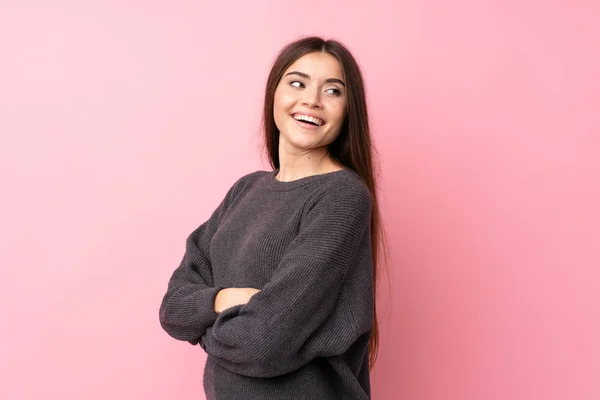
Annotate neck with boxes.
[276,149,344,182]
[276,145,343,182]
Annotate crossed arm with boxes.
[159,183,372,377]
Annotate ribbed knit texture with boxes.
[159,169,374,399]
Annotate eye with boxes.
[325,88,342,96]
[290,80,304,88]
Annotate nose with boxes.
[301,87,322,108]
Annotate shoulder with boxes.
[316,170,372,204]
[307,170,372,217]
[232,170,270,187]
[224,169,271,199]
[337,170,372,202]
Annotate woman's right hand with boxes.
[214,287,261,314]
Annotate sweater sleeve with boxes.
[200,184,373,378]
[158,177,244,344]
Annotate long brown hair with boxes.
[261,36,386,371]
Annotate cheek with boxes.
[330,105,346,127]
[274,87,294,111]
[273,91,290,130]
[273,92,282,117]
[273,91,281,113]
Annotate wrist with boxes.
[214,288,229,314]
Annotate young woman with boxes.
[159,36,385,400]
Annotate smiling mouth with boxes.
[292,113,325,126]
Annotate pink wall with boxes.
[1,1,598,399]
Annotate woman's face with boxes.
[273,52,347,156]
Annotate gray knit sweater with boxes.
[159,168,374,399]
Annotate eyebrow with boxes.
[284,71,345,87]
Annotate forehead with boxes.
[284,52,344,80]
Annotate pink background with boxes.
[1,1,598,399]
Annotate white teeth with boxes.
[293,114,323,126]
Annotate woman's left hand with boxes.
[214,287,261,314]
